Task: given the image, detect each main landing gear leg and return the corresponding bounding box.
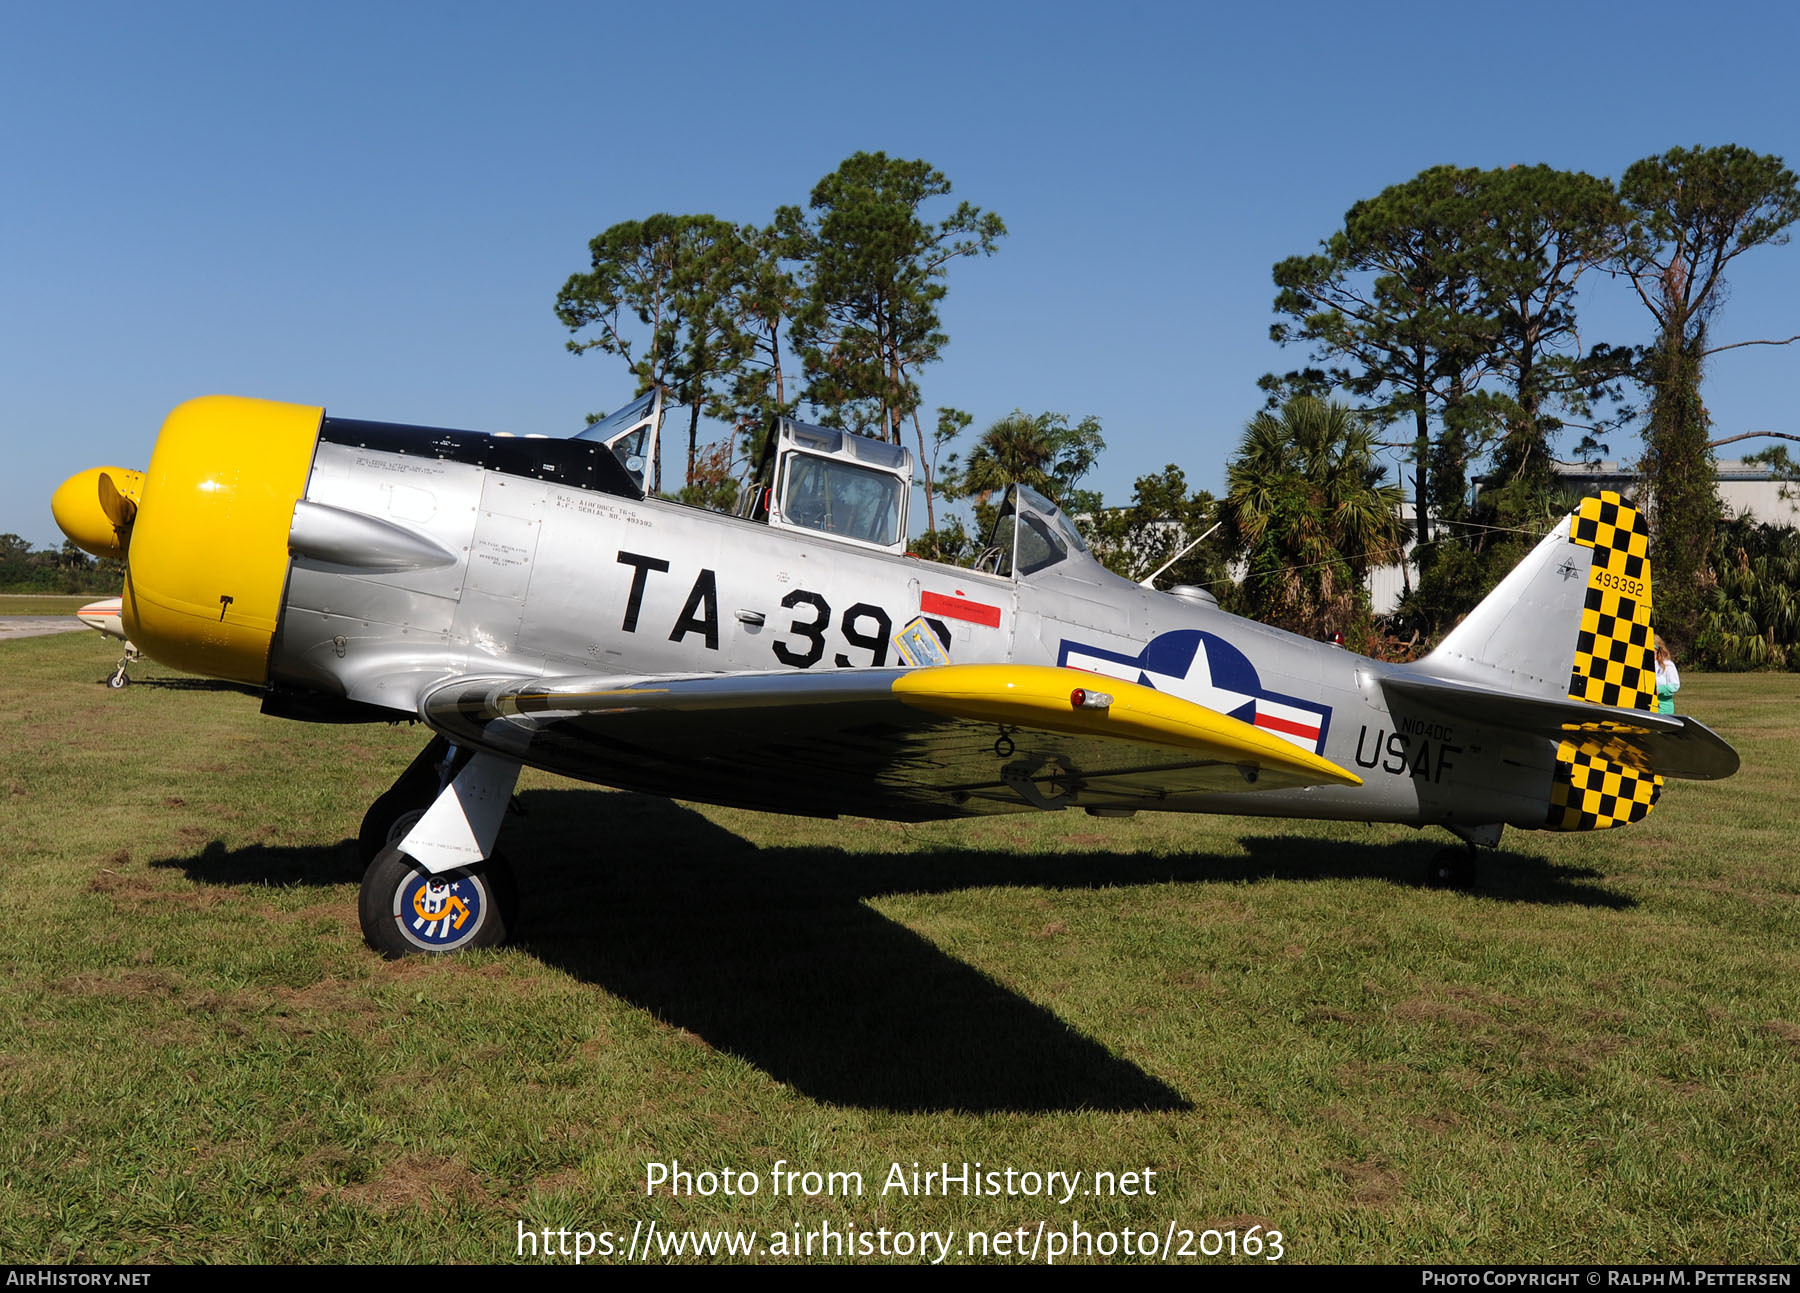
[356,743,524,958]
[358,736,456,867]
[1426,823,1502,891]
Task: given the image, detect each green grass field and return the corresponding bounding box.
[0,594,97,615]
[3,632,1796,1264]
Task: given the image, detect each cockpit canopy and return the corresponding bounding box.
[573,387,664,493]
[573,393,915,553]
[741,418,913,553]
[973,483,1092,579]
[569,392,1098,578]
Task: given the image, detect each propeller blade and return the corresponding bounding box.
[98,471,138,531]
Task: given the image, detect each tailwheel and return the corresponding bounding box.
[358,844,517,958]
[1426,847,1477,891]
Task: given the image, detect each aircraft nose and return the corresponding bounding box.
[52,466,144,560]
[76,598,123,635]
[117,395,322,684]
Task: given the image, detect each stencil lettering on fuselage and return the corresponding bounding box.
[1057,629,1332,755]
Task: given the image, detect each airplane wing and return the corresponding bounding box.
[420,663,1363,820]
[1382,672,1739,781]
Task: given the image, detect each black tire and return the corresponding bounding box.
[358,844,516,958]
[1426,848,1476,890]
[107,671,129,689]
[359,805,428,866]
[357,737,451,866]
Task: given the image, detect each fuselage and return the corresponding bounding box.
[267,423,1556,833]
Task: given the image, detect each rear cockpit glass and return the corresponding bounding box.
[778,453,905,547]
[978,484,1090,577]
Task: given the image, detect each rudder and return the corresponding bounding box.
[1564,494,1656,711]
[1550,493,1662,830]
[1421,491,1664,832]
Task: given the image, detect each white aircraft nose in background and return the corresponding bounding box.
[73,596,139,688]
[76,596,126,639]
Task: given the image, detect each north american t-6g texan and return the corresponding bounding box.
[52,390,1739,957]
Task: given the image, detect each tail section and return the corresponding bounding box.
[1548,495,1661,830]
[1564,494,1657,711]
[1423,492,1662,832]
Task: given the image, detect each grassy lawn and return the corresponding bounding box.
[3,632,1795,1264]
[0,594,100,615]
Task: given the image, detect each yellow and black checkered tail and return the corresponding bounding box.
[1546,493,1662,831]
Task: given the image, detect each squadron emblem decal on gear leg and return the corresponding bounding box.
[396,871,483,951]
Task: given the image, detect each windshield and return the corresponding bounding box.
[778,452,906,546]
[573,388,662,490]
[976,484,1089,577]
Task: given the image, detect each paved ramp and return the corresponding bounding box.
[0,617,89,640]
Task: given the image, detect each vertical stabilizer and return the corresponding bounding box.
[1421,491,1661,831]
[1421,511,1587,698]
[1423,492,1658,709]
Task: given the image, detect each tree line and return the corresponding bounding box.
[1264,146,1800,655]
[0,534,124,594]
[554,151,1003,534]
[554,145,1800,668]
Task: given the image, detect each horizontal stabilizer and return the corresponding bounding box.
[1381,672,1739,781]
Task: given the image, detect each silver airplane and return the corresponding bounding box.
[51,390,1739,957]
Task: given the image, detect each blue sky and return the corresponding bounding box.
[6,0,1800,547]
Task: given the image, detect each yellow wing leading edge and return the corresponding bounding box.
[892,664,1362,790]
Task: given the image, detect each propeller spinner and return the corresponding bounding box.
[51,466,144,561]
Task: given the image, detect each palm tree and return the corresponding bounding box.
[1220,396,1408,639]
[956,409,1105,507]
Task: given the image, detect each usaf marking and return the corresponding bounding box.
[1352,726,1462,783]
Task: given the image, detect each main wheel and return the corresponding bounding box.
[358,844,516,958]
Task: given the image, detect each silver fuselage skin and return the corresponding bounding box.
[268,438,1555,831]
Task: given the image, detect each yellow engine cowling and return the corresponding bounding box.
[54,395,323,685]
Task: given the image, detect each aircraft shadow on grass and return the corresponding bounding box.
[159,787,1634,1113]
[108,675,264,696]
